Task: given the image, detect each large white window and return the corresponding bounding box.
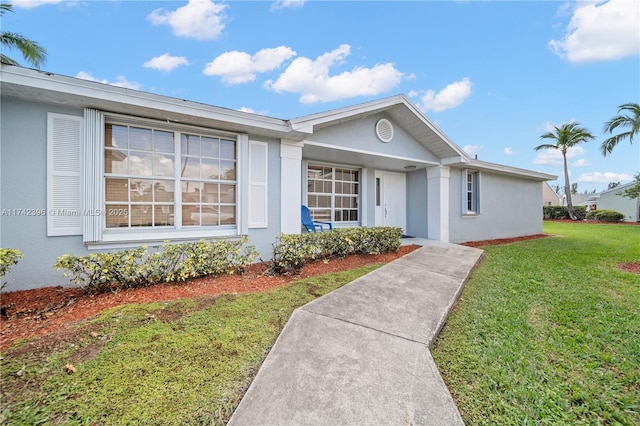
[307,164,360,223]
[104,122,237,229]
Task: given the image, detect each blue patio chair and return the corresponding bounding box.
[301,205,333,232]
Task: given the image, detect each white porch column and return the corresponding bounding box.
[280,139,303,234]
[427,165,450,242]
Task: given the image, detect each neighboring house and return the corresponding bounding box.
[0,65,555,291]
[542,181,561,206]
[597,182,639,222]
[562,193,597,210]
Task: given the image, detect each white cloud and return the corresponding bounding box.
[411,78,472,112]
[238,107,256,113]
[533,146,586,166]
[76,71,141,90]
[549,0,640,62]
[204,46,297,84]
[572,158,592,167]
[271,0,305,11]
[265,44,404,103]
[463,145,483,157]
[578,171,633,184]
[503,147,514,155]
[147,0,227,41]
[11,0,64,8]
[144,53,190,72]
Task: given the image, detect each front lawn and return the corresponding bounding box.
[432,221,640,425]
[0,265,382,425]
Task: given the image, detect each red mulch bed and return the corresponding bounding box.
[1,246,421,351]
[459,234,550,248]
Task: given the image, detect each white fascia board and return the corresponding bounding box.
[441,156,469,165]
[1,65,291,135]
[466,159,557,181]
[290,94,406,131]
[304,140,440,167]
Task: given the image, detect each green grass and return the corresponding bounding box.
[0,264,381,425]
[432,221,640,425]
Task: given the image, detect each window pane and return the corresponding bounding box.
[154,205,174,226]
[105,204,129,228]
[129,152,153,177]
[105,148,128,174]
[220,139,235,159]
[130,179,153,202]
[154,180,174,202]
[220,184,235,203]
[201,157,219,180]
[130,127,153,151]
[220,161,235,180]
[201,206,219,226]
[106,178,128,202]
[182,205,199,226]
[107,125,129,149]
[181,156,200,178]
[318,195,331,208]
[131,204,152,227]
[154,130,174,153]
[181,134,200,156]
[201,183,219,203]
[220,206,236,225]
[154,153,175,177]
[201,137,219,157]
[313,209,331,222]
[182,181,201,203]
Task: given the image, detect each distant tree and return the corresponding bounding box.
[0,3,47,68]
[535,123,595,220]
[608,182,621,190]
[571,183,578,194]
[617,173,640,200]
[601,103,640,156]
[554,184,562,195]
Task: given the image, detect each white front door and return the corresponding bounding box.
[375,171,406,232]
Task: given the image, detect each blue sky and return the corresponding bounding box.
[4,0,639,192]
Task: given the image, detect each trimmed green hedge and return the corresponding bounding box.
[587,209,625,223]
[268,226,403,275]
[55,237,258,294]
[543,205,587,220]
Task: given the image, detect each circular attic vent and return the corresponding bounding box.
[376,118,394,143]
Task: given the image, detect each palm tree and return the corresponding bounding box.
[0,3,47,69]
[601,103,640,156]
[534,123,595,220]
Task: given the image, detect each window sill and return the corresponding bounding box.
[462,213,480,218]
[87,227,238,250]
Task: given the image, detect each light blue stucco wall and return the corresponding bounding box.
[1,98,283,291]
[1,98,88,290]
[448,168,544,243]
[309,113,439,163]
[406,169,428,238]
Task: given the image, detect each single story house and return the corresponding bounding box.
[596,182,639,222]
[0,64,555,291]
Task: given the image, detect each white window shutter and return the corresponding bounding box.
[249,141,268,228]
[47,113,83,236]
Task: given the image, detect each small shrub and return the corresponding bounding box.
[592,209,625,223]
[0,248,23,289]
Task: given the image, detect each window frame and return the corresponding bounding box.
[463,169,481,215]
[85,111,248,247]
[304,162,361,225]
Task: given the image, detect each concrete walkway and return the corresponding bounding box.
[228,239,484,425]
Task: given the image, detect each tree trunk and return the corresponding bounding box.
[563,153,578,220]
